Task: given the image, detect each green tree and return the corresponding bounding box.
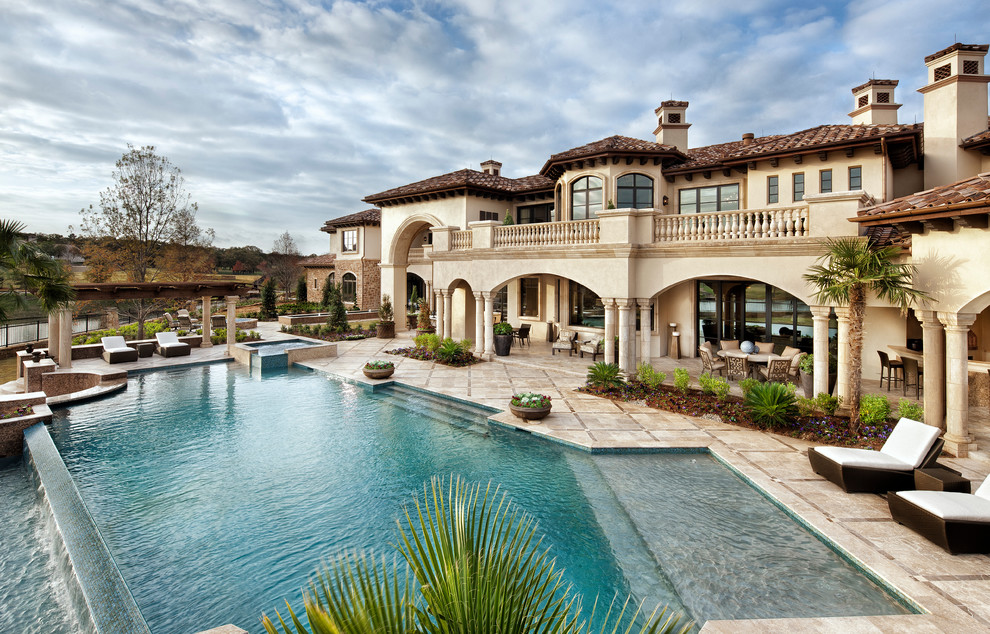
[262,476,690,634]
[261,278,278,319]
[803,237,929,428]
[320,275,334,309]
[0,219,75,322]
[326,283,348,333]
[295,276,308,303]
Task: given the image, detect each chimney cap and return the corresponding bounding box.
[851,79,898,94]
[741,133,755,145]
[480,159,502,167]
[655,100,689,114]
[925,43,989,64]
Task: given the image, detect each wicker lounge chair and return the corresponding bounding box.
[808,418,944,493]
[101,336,139,364]
[155,331,191,357]
[889,475,990,554]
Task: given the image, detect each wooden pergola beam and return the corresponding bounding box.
[72,282,251,301]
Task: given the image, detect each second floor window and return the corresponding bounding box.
[479,210,499,221]
[518,203,552,224]
[679,184,739,214]
[849,166,862,190]
[342,230,358,252]
[571,176,603,220]
[793,174,805,202]
[767,176,779,204]
[820,169,832,194]
[616,173,654,209]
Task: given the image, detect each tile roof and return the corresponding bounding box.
[546,135,681,163]
[667,135,783,172]
[321,208,381,233]
[729,123,921,158]
[364,169,553,203]
[851,79,898,94]
[961,118,990,148]
[858,172,990,218]
[299,254,336,267]
[925,43,989,64]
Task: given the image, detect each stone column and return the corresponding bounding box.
[938,312,978,457]
[834,306,851,403]
[918,310,946,430]
[58,306,73,369]
[442,290,452,341]
[616,299,635,373]
[201,296,213,347]
[638,299,652,367]
[103,306,119,329]
[434,290,445,339]
[483,292,494,359]
[810,306,831,397]
[427,280,435,312]
[226,296,238,354]
[602,298,616,365]
[47,312,60,363]
[473,292,485,355]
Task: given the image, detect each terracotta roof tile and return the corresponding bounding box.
[364,169,553,203]
[321,208,381,233]
[961,118,990,147]
[299,254,336,267]
[667,135,784,172]
[858,173,990,217]
[547,135,680,163]
[925,43,989,64]
[851,79,898,94]
[729,123,921,158]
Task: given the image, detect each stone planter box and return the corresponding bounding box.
[377,322,395,339]
[508,403,551,420]
[0,392,52,457]
[363,366,395,380]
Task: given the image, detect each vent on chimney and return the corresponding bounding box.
[741,133,755,145]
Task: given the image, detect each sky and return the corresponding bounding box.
[2,0,988,254]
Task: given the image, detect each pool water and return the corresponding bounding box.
[32,364,909,632]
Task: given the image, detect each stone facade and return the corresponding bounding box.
[333,257,381,310]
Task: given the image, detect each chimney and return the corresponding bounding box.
[919,43,990,189]
[480,160,502,176]
[653,100,690,149]
[849,79,901,125]
[741,133,755,146]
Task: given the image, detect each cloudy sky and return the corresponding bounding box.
[2,0,988,254]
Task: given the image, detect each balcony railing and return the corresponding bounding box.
[653,206,809,242]
[494,219,600,248]
[450,230,473,250]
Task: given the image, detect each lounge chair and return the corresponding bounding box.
[101,336,139,364]
[155,331,191,357]
[552,328,577,356]
[163,312,180,330]
[578,335,604,361]
[808,418,944,493]
[889,475,990,554]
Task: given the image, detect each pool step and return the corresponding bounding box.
[377,385,491,436]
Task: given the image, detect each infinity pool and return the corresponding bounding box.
[30,363,910,632]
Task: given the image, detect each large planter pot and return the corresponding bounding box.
[800,371,838,398]
[494,334,513,356]
[363,366,394,380]
[376,322,395,339]
[407,315,418,329]
[509,403,551,420]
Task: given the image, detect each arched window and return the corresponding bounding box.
[342,273,357,304]
[571,176,603,220]
[616,174,654,209]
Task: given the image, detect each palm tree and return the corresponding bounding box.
[0,219,75,323]
[803,237,929,429]
[262,476,691,634]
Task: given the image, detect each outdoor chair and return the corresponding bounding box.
[513,323,531,347]
[552,329,577,356]
[578,335,604,362]
[163,312,180,330]
[699,346,725,376]
[155,331,191,358]
[889,474,990,554]
[101,336,139,364]
[177,315,196,330]
[211,314,226,329]
[902,357,923,398]
[787,352,806,379]
[808,418,944,493]
[724,353,749,381]
[878,350,904,391]
[759,357,793,383]
[719,339,739,352]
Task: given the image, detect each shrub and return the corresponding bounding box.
[416,333,441,352]
[260,279,278,319]
[326,283,349,333]
[295,276,307,302]
[378,294,393,322]
[711,376,731,402]
[636,362,666,390]
[859,394,891,425]
[586,362,625,390]
[698,372,717,395]
[435,337,469,363]
[744,382,798,430]
[320,275,333,308]
[673,367,690,394]
[493,322,513,336]
[895,399,924,422]
[796,396,820,418]
[417,298,431,330]
[815,392,842,416]
[738,377,759,398]
[799,353,814,375]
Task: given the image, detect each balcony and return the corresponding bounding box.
[653,206,809,242]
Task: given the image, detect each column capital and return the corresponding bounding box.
[225,295,240,303]
[615,298,635,309]
[440,289,451,298]
[481,291,493,300]
[917,309,943,328]
[599,297,616,307]
[636,299,652,309]
[809,305,831,319]
[938,311,978,329]
[833,306,851,320]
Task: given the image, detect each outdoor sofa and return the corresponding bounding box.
[808,417,944,493]
[889,475,990,554]
[101,336,139,364]
[155,331,191,358]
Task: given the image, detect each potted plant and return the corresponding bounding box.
[376,294,395,338]
[363,359,395,379]
[493,322,513,356]
[509,392,552,420]
[416,298,434,334]
[799,353,837,398]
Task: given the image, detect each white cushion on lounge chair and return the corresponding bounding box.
[896,488,990,522]
[880,418,941,468]
[155,331,185,347]
[812,447,913,470]
[101,336,131,352]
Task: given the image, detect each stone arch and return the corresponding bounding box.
[643,268,816,306]
[957,287,990,315]
[387,214,444,266]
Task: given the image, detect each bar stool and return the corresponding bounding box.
[878,350,903,391]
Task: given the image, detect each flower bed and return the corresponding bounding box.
[386,346,480,367]
[0,406,34,420]
[280,324,369,342]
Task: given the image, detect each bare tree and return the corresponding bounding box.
[268,231,301,296]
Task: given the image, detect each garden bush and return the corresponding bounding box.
[796,396,820,418]
[895,399,924,422]
[738,377,759,398]
[815,393,841,416]
[435,338,472,364]
[260,279,278,319]
[636,362,666,390]
[711,375,730,402]
[586,362,625,390]
[698,372,717,395]
[414,333,441,352]
[493,322,513,336]
[673,367,690,394]
[859,394,891,425]
[744,382,798,430]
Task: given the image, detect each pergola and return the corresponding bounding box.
[48,281,251,369]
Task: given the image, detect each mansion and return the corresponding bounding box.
[314,43,990,457]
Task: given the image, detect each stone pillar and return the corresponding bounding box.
[226,296,238,354]
[103,306,119,329]
[57,306,73,369]
[380,264,407,331]
[602,298,616,365]
[810,306,831,397]
[473,292,485,355]
[638,299,652,367]
[201,296,213,347]
[427,281,435,312]
[483,292,494,359]
[834,306,851,403]
[616,299,635,373]
[47,312,60,363]
[919,310,946,430]
[938,312,978,457]
[434,291,445,339]
[442,290,452,341]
